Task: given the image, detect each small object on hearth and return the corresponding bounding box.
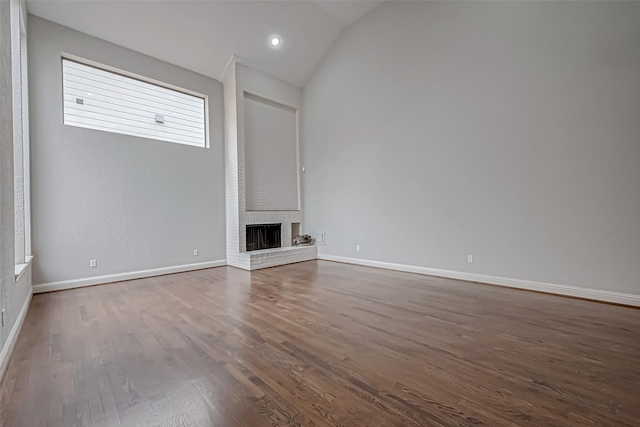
[293,234,312,246]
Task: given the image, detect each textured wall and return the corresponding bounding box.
[29,16,226,285]
[303,1,640,295]
[0,0,16,352]
[0,0,31,356]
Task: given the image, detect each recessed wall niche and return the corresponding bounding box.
[243,92,299,211]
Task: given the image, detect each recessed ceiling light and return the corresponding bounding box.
[270,36,281,47]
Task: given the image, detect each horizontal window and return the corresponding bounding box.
[62,58,207,148]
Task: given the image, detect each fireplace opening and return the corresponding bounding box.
[246,224,281,252]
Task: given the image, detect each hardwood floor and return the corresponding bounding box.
[1,260,639,427]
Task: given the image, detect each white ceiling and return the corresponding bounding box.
[26,0,384,87]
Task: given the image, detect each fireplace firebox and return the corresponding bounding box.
[246,224,281,252]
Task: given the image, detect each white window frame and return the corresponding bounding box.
[10,0,31,277]
[61,53,210,148]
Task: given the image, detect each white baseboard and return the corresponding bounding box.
[318,254,640,307]
[0,291,32,382]
[33,260,227,294]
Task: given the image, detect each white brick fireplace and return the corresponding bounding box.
[222,59,316,270]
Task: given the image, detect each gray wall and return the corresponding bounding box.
[1,0,32,355]
[29,16,226,285]
[303,1,640,295]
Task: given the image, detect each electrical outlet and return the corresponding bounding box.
[316,232,326,245]
[193,249,199,256]
[90,259,97,268]
[467,255,473,263]
[356,245,360,252]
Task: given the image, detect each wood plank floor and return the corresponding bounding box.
[1,260,639,427]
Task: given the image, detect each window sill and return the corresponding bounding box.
[15,255,33,282]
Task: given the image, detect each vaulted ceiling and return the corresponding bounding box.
[27,0,384,87]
